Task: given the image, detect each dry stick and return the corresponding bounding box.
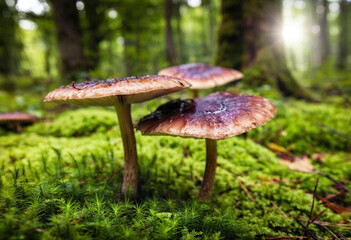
[237,178,256,203]
[296,219,321,240]
[317,172,351,193]
[216,164,256,203]
[266,237,307,240]
[306,178,319,229]
[272,202,290,219]
[309,209,326,226]
[315,224,341,240]
[105,167,124,181]
[291,169,350,194]
[298,216,351,229]
[319,124,351,141]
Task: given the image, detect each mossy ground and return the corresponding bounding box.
[0,91,350,239]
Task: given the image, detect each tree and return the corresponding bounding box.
[50,0,86,78]
[165,0,177,65]
[82,0,108,70]
[216,0,312,100]
[338,0,348,70]
[0,1,22,75]
[320,0,330,63]
[215,0,243,69]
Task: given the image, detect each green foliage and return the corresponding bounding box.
[27,108,118,137]
[0,99,351,239]
[248,100,351,154]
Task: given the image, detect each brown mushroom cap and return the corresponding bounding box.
[0,112,39,124]
[44,75,191,105]
[137,92,276,140]
[158,63,243,90]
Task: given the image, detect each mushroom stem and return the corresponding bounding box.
[115,103,138,195]
[197,138,217,201]
[192,89,199,98]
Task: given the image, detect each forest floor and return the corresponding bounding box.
[0,88,351,240]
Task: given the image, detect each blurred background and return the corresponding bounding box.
[0,0,350,113]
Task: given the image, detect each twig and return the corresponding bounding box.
[319,124,351,141]
[266,237,307,240]
[309,209,326,226]
[306,178,319,228]
[296,219,321,240]
[299,216,351,229]
[237,178,256,203]
[317,172,351,193]
[216,164,256,203]
[272,202,290,219]
[288,170,350,194]
[105,167,124,181]
[315,224,341,240]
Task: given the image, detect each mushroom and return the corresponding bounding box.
[0,112,39,132]
[137,92,276,200]
[158,63,243,97]
[44,75,191,194]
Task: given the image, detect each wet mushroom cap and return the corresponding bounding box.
[137,92,276,140]
[158,63,243,89]
[0,112,39,124]
[44,75,191,105]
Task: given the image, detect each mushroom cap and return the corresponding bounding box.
[0,112,39,124]
[137,92,276,140]
[158,63,243,90]
[44,75,191,105]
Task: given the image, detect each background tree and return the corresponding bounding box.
[338,0,348,70]
[215,0,243,69]
[0,1,22,75]
[165,0,177,65]
[50,0,86,78]
[82,0,109,70]
[320,0,330,63]
[216,0,312,100]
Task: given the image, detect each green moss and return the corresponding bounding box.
[248,100,351,154]
[0,99,350,239]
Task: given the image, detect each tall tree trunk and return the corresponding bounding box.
[0,1,21,75]
[207,0,215,58]
[215,0,244,69]
[243,0,312,100]
[82,0,106,70]
[215,0,313,100]
[165,0,177,65]
[50,0,85,78]
[175,2,185,63]
[338,0,348,70]
[311,0,322,68]
[320,0,330,63]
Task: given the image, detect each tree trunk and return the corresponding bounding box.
[0,1,21,75]
[243,0,312,100]
[311,0,322,68]
[165,0,177,65]
[207,0,215,58]
[175,2,185,63]
[320,0,330,63]
[215,0,244,69]
[215,0,313,100]
[82,0,106,70]
[338,0,348,70]
[50,0,85,78]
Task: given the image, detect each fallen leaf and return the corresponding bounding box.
[279,155,314,173]
[311,153,326,163]
[317,196,351,215]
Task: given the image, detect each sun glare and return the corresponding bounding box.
[282,20,305,46]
